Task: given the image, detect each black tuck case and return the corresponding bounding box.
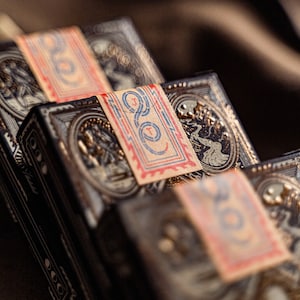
[0,17,164,299]
[97,157,300,300]
[17,73,259,298]
[94,150,300,299]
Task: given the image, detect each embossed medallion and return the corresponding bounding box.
[68,111,139,198]
[170,93,239,175]
[66,107,167,225]
[0,50,46,120]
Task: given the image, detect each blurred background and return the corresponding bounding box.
[0,0,299,298]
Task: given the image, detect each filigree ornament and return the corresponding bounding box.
[170,93,239,175]
[0,50,46,119]
[68,110,166,199]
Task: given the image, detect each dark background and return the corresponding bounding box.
[0,0,299,298]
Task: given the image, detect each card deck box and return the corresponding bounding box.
[0,17,164,299]
[95,166,300,299]
[17,72,258,298]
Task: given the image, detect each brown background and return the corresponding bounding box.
[0,0,299,298]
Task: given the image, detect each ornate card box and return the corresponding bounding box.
[0,17,163,300]
[97,166,300,300]
[17,73,258,298]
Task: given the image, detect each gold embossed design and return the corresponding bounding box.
[69,111,138,198]
[171,93,239,175]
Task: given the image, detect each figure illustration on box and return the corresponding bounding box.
[0,50,47,121]
[190,127,229,167]
[172,94,238,175]
[76,114,137,198]
[70,111,166,201]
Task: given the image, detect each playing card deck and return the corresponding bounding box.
[16,72,259,298]
[0,17,163,299]
[95,164,300,299]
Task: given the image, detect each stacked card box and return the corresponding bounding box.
[95,160,300,300]
[0,17,164,299]
[17,72,259,298]
[2,14,294,300]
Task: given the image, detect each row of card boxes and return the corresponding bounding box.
[0,16,300,300]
